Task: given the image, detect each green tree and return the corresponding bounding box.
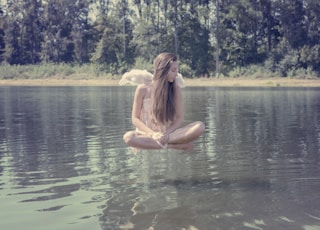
[131,0,172,62]
[90,27,118,65]
[2,0,23,64]
[0,5,5,62]
[41,0,73,63]
[41,0,91,64]
[70,0,91,64]
[299,0,320,72]
[268,0,315,76]
[178,9,212,76]
[1,0,319,77]
[218,0,268,69]
[276,0,306,49]
[91,0,134,72]
[260,0,280,53]
[2,0,42,64]
[22,0,43,64]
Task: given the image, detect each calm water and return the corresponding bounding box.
[0,86,320,230]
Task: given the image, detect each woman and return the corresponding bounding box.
[123,52,205,151]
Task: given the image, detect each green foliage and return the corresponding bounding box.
[278,50,300,77]
[276,0,307,49]
[178,11,212,76]
[287,67,318,79]
[0,64,20,79]
[133,57,153,72]
[179,63,193,78]
[300,45,320,72]
[1,0,42,64]
[131,18,160,62]
[0,0,320,78]
[229,65,277,79]
[0,63,117,79]
[91,28,118,65]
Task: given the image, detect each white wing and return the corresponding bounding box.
[119,69,153,86]
[176,73,185,88]
[119,69,185,88]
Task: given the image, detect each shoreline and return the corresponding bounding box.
[0,78,320,87]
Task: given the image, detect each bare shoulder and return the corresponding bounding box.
[135,84,149,99]
[136,84,148,93]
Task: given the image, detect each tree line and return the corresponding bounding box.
[0,0,319,78]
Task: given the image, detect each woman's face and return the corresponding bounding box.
[167,61,178,83]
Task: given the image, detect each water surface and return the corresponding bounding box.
[0,86,320,230]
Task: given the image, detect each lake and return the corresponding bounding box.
[0,86,320,230]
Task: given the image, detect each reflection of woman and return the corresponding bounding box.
[122,52,205,151]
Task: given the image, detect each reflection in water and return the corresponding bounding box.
[0,86,320,230]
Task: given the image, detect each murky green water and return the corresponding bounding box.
[0,86,319,230]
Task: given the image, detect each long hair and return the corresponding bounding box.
[151,52,177,126]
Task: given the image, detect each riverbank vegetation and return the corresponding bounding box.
[0,62,318,81]
[0,0,319,79]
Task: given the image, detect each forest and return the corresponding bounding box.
[0,0,320,78]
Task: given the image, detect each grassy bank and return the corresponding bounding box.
[0,64,320,87]
[0,63,115,80]
[1,77,320,87]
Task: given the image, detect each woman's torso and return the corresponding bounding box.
[139,84,170,132]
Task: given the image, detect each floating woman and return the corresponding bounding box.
[121,52,205,151]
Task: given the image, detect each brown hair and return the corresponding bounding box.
[151,52,178,125]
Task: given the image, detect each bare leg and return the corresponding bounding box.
[123,131,162,149]
[168,121,205,144]
[123,131,197,151]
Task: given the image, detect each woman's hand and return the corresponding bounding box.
[151,132,169,145]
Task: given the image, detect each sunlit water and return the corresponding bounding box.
[0,86,320,230]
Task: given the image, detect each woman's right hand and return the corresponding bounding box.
[151,132,168,145]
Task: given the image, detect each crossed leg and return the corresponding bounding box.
[123,121,205,151]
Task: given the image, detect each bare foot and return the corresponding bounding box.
[130,147,139,154]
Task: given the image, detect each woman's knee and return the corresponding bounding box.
[194,121,205,135]
[123,131,136,145]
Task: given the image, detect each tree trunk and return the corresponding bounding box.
[174,1,178,55]
[215,0,220,76]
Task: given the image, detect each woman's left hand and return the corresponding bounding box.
[151,132,169,145]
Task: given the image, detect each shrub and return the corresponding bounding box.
[179,63,193,78]
[133,57,153,72]
[287,67,317,79]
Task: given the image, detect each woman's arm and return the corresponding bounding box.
[131,85,154,135]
